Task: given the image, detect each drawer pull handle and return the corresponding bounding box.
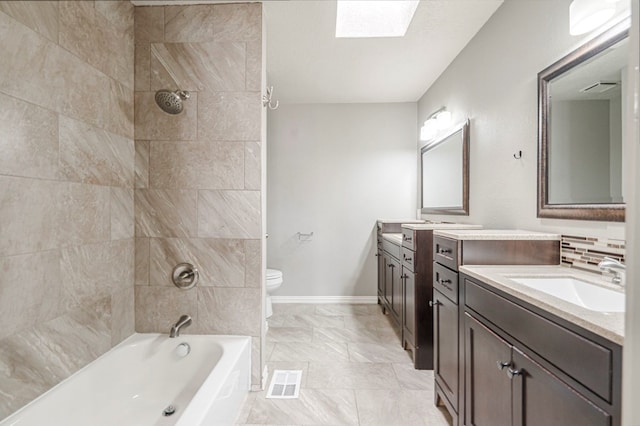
[496,361,511,371]
[507,368,523,379]
[404,256,412,262]
[429,300,442,307]
[438,279,452,285]
[388,264,395,269]
[402,274,409,279]
[439,248,452,254]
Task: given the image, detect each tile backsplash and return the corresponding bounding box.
[561,235,626,275]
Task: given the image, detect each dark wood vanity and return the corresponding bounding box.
[431,230,562,426]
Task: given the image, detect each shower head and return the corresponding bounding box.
[155,90,190,115]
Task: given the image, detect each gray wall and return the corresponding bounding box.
[267,103,417,298]
[417,0,625,240]
[0,1,135,418]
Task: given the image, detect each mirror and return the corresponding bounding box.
[421,119,469,215]
[538,20,628,222]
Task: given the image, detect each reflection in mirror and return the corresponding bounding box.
[421,120,469,215]
[538,20,628,222]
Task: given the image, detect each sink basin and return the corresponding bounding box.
[510,277,625,313]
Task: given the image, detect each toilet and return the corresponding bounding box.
[266,268,283,318]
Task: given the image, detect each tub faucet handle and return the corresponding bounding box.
[170,314,192,338]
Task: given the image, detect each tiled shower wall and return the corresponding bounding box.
[0,1,135,418]
[133,4,264,386]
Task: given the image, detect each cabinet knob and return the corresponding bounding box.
[429,300,442,307]
[439,248,452,254]
[496,360,511,371]
[438,279,452,285]
[402,274,408,279]
[507,368,523,379]
[375,253,380,257]
[388,264,394,269]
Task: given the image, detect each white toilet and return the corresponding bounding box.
[266,268,283,318]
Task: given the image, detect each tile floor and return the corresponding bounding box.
[236,303,453,426]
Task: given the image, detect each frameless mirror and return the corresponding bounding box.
[420,119,469,215]
[538,20,628,222]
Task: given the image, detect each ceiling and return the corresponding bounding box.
[264,0,503,104]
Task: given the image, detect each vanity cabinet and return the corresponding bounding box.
[463,276,620,426]
[431,230,561,426]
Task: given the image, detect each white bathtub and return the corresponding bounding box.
[0,333,251,426]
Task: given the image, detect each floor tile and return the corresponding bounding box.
[314,304,379,316]
[313,327,381,344]
[355,389,452,426]
[392,363,437,390]
[306,361,400,390]
[348,342,413,363]
[269,341,350,363]
[268,327,313,343]
[277,313,345,329]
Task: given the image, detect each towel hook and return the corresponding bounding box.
[262,86,279,110]
[513,150,522,159]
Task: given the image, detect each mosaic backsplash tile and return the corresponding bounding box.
[561,235,626,276]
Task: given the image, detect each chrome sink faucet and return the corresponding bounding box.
[170,315,192,338]
[598,257,625,286]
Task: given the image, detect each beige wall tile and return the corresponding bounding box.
[110,286,135,346]
[58,182,111,247]
[244,141,261,190]
[198,190,261,238]
[135,286,197,333]
[59,115,134,187]
[212,3,261,42]
[0,297,112,419]
[134,6,164,44]
[251,336,262,386]
[135,189,198,237]
[59,1,134,88]
[198,91,261,141]
[95,0,134,33]
[135,140,150,188]
[197,287,261,335]
[149,141,244,190]
[0,0,59,42]
[149,238,245,288]
[164,5,216,43]
[0,251,64,342]
[244,239,262,288]
[246,40,262,91]
[150,42,245,92]
[0,176,59,256]
[111,188,135,240]
[106,78,135,140]
[135,43,151,92]
[134,91,197,140]
[135,237,150,286]
[0,92,58,179]
[60,240,134,309]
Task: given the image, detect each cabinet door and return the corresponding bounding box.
[511,348,611,426]
[403,269,416,342]
[434,289,458,411]
[383,253,393,307]
[464,313,512,426]
[390,257,402,320]
[377,248,384,297]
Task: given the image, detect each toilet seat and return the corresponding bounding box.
[266,268,283,281]
[266,268,283,318]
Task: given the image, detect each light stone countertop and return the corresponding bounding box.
[377,219,425,224]
[382,233,403,245]
[434,229,561,240]
[402,223,482,231]
[459,265,624,345]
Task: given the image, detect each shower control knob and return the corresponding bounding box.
[172,263,199,289]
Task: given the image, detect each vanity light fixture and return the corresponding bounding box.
[569,0,621,35]
[420,107,452,141]
[335,0,419,38]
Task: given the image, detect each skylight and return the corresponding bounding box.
[335,0,420,38]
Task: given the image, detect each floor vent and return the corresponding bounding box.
[266,370,302,399]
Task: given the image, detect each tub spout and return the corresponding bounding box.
[170,315,192,338]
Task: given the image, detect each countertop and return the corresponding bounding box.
[460,265,624,345]
[434,229,561,240]
[377,219,425,224]
[402,223,482,231]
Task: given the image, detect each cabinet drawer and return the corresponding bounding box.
[465,278,613,402]
[402,247,415,272]
[382,240,401,259]
[434,236,458,271]
[402,228,415,250]
[433,262,458,304]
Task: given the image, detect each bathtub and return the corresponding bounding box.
[0,333,251,426]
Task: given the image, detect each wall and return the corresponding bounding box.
[417,0,625,240]
[267,103,417,298]
[132,3,264,386]
[0,1,135,418]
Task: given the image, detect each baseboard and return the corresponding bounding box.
[271,296,378,304]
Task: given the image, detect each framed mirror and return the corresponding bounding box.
[538,20,628,222]
[420,119,469,215]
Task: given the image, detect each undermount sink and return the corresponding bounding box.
[509,277,625,313]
